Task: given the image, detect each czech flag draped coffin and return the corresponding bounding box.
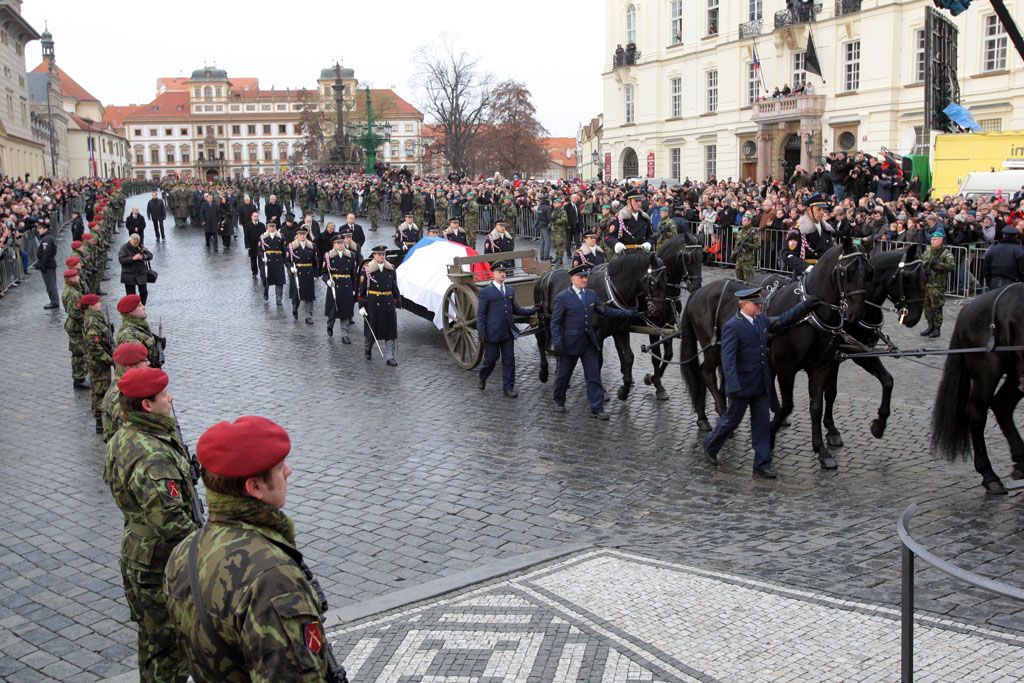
[395,237,491,330]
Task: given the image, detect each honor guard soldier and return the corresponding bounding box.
[609,191,654,255]
[103,367,201,683]
[395,213,421,259]
[572,230,606,269]
[115,294,162,368]
[61,268,88,389]
[101,342,151,442]
[357,245,401,366]
[477,264,535,398]
[163,416,348,683]
[701,288,814,477]
[323,233,359,343]
[259,221,287,305]
[288,227,319,324]
[483,219,515,270]
[796,193,835,259]
[82,293,113,433]
[550,264,634,419]
[444,218,469,246]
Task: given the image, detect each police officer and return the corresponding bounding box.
[103,366,200,683]
[323,233,358,343]
[477,264,535,398]
[982,225,1024,290]
[357,245,401,366]
[701,288,814,477]
[572,230,606,269]
[163,416,347,682]
[550,264,634,419]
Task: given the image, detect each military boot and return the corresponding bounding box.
[919,325,933,336]
[928,327,941,338]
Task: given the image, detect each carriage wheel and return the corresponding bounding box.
[442,283,482,369]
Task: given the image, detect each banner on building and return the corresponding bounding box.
[646,152,655,178]
[604,152,612,180]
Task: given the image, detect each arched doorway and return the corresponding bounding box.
[780,134,801,180]
[205,169,220,182]
[621,147,638,178]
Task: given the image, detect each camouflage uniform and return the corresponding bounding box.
[83,309,113,419]
[923,244,955,331]
[368,189,380,230]
[463,199,479,248]
[434,194,448,229]
[103,410,200,683]
[100,378,124,443]
[116,316,160,369]
[317,188,328,223]
[164,491,334,682]
[733,224,760,282]
[413,192,425,228]
[502,199,518,239]
[343,187,355,216]
[550,202,569,263]
[61,281,86,383]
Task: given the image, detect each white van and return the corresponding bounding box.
[957,171,1024,199]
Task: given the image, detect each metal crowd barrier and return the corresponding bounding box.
[1,199,77,296]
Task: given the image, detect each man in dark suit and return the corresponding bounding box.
[565,193,582,261]
[341,213,366,250]
[243,209,265,279]
[702,287,814,478]
[550,264,634,419]
[199,193,219,251]
[125,207,146,244]
[146,192,167,241]
[477,264,535,398]
[264,195,283,227]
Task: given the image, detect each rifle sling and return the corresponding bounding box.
[187,529,234,656]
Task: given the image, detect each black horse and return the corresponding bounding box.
[534,252,671,401]
[641,233,706,400]
[932,283,1024,495]
[822,246,926,445]
[679,239,871,469]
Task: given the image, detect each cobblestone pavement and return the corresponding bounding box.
[0,193,1022,681]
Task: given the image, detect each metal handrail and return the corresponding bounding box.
[897,503,1024,682]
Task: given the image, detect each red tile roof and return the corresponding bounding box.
[122,91,191,120]
[158,76,260,94]
[30,62,99,102]
[102,105,140,129]
[541,137,578,168]
[69,113,111,133]
[353,90,422,119]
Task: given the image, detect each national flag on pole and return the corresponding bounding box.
[752,44,760,71]
[805,33,823,79]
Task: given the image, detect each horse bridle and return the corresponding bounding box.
[603,262,670,321]
[865,257,925,325]
[830,251,870,317]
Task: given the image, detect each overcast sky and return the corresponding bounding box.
[24,0,604,137]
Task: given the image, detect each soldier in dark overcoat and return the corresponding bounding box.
[287,227,318,324]
[259,222,287,305]
[322,233,359,343]
[357,245,401,365]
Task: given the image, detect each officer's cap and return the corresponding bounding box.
[494,218,506,226]
[582,230,598,239]
[331,234,345,243]
[626,191,644,201]
[491,263,514,273]
[736,287,766,304]
[804,193,829,208]
[568,264,592,277]
[371,244,388,254]
[1002,226,1020,236]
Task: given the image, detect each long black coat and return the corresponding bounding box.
[357,261,400,340]
[264,201,283,226]
[125,213,146,237]
[118,241,153,285]
[340,221,366,249]
[322,249,358,319]
[287,241,318,302]
[199,201,218,234]
[259,232,287,286]
[146,197,166,221]
[244,220,264,251]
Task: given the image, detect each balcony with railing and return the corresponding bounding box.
[739,18,763,39]
[612,43,641,68]
[835,0,862,17]
[751,94,826,124]
[774,3,821,30]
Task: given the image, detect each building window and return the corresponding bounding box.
[262,104,272,111]
[248,146,257,161]
[134,149,144,164]
[979,118,1003,132]
[277,104,287,111]
[197,126,203,135]
[912,126,929,155]
[150,148,159,163]
[233,146,242,161]
[163,128,172,136]
[837,131,857,151]
[181,148,190,163]
[704,144,717,180]
[180,128,187,135]
[670,0,683,44]
[624,85,635,124]
[245,105,256,112]
[984,15,1008,72]
[844,41,861,92]
[166,150,175,164]
[748,0,762,21]
[707,0,719,36]
[149,128,157,136]
[230,105,240,112]
[262,124,271,135]
[706,70,718,112]
[217,125,224,135]
[247,125,256,135]
[390,142,399,159]
[793,52,807,88]
[278,124,287,134]
[670,77,681,117]
[231,125,240,135]
[203,86,212,100]
[404,140,414,158]
[747,62,759,104]
[404,123,413,132]
[294,123,302,134]
[134,128,142,137]
[626,3,636,44]
[670,148,681,180]
[914,29,926,83]
[264,149,272,162]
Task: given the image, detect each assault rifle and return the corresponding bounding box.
[732,227,759,259]
[154,317,167,369]
[171,403,206,524]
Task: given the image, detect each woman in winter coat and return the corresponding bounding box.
[118,233,153,303]
[218,195,233,250]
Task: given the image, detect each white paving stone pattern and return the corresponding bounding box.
[331,549,1024,682]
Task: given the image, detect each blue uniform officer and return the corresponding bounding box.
[477,264,536,398]
[702,287,813,477]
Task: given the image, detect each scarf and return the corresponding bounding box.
[206,489,296,546]
[123,410,185,451]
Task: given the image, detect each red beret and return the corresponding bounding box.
[70,240,83,250]
[117,294,142,314]
[79,293,100,308]
[88,221,97,228]
[82,233,94,242]
[112,342,148,366]
[197,416,291,478]
[65,256,81,267]
[117,366,168,399]
[63,268,79,279]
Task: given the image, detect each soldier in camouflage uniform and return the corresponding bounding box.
[104,367,200,683]
[317,186,329,224]
[115,294,162,368]
[550,197,569,266]
[164,416,347,682]
[434,191,448,230]
[501,196,518,239]
[343,185,355,217]
[733,213,760,283]
[282,179,294,215]
[463,193,480,248]
[82,294,113,433]
[656,206,678,250]
[368,187,380,232]
[102,342,151,442]
[920,231,955,339]
[61,268,88,389]
[413,191,426,229]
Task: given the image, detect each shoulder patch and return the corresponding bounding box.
[165,480,180,498]
[303,620,322,654]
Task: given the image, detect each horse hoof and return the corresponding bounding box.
[819,455,838,470]
[643,374,654,386]
[616,387,629,401]
[826,432,844,448]
[870,420,886,439]
[655,389,670,401]
[539,369,548,384]
[697,419,712,432]
[984,479,1008,495]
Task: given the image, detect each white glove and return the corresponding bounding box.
[326,279,335,288]
[641,242,652,252]
[359,306,367,317]
[614,242,626,254]
[290,267,297,275]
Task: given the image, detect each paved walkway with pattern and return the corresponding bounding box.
[0,193,1022,681]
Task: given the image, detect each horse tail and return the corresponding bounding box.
[679,304,704,413]
[930,335,972,461]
